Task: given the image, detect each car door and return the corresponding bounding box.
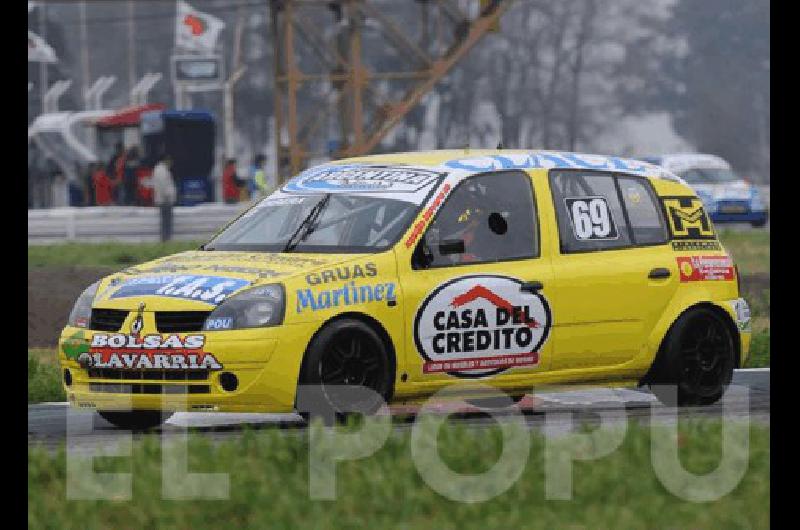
[398,170,555,385]
[545,170,679,371]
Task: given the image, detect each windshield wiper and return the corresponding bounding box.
[283,194,332,252]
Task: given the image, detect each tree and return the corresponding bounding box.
[618,0,770,180]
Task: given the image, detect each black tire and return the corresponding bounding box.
[466,394,526,409]
[751,218,767,228]
[648,307,736,407]
[96,410,173,430]
[297,319,393,420]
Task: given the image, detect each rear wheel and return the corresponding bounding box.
[648,307,736,406]
[297,319,393,420]
[96,410,173,430]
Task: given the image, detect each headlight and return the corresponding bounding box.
[68,281,99,328]
[203,284,285,330]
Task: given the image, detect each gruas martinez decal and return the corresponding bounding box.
[414,275,551,378]
[296,281,396,313]
[305,262,377,285]
[79,333,222,370]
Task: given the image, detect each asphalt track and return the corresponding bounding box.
[28,369,769,452]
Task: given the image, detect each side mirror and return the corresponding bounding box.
[439,239,465,255]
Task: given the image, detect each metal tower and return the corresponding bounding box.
[269,0,512,181]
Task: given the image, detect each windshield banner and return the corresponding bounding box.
[281,164,445,205]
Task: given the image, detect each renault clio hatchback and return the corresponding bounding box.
[59,150,751,429]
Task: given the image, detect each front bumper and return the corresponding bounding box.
[710,210,768,224]
[58,322,318,413]
[739,329,752,367]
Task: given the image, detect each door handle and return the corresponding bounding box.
[520,280,544,294]
[648,267,671,279]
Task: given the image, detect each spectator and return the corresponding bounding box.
[249,154,268,198]
[107,142,125,204]
[152,154,177,241]
[92,163,113,206]
[123,146,141,206]
[84,163,95,206]
[222,159,244,204]
[137,164,154,206]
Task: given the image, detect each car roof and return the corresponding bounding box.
[648,153,731,172]
[335,149,683,182]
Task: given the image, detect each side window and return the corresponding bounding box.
[618,177,668,245]
[550,171,631,253]
[414,171,538,268]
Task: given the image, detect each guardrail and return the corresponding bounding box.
[27,185,772,244]
[28,203,252,244]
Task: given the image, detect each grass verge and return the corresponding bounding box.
[29,349,64,403]
[718,229,769,276]
[28,419,769,529]
[28,241,203,269]
[744,329,770,369]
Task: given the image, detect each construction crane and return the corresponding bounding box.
[269,0,512,181]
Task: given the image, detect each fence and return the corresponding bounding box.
[28,203,251,244]
[28,186,771,244]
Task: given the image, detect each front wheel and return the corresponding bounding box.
[96,410,173,430]
[648,307,736,407]
[297,319,393,420]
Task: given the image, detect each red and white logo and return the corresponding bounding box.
[676,255,735,282]
[414,275,551,377]
[175,1,225,53]
[85,333,222,370]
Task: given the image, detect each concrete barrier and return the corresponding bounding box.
[28,203,252,244]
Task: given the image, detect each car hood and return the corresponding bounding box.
[92,250,374,310]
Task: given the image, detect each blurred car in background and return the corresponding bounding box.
[640,154,768,227]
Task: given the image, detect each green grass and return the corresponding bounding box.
[28,349,64,403]
[28,241,203,269]
[718,229,770,276]
[744,329,770,369]
[28,419,769,529]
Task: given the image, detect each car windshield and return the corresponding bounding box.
[680,167,739,184]
[205,193,420,253]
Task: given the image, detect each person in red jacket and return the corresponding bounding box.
[136,165,154,206]
[91,163,113,206]
[222,159,244,204]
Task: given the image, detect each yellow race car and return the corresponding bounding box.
[58,150,751,429]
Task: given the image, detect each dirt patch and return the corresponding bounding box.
[28,266,115,347]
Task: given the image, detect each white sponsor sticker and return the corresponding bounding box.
[414,275,551,378]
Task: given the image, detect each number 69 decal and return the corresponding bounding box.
[564,196,619,240]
